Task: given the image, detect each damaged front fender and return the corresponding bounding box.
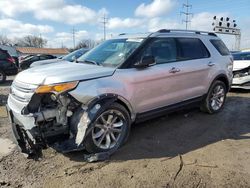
[72,94,118,146]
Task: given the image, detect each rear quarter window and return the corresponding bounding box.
[210,39,230,56]
[177,38,210,60]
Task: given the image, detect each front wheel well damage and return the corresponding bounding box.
[85,94,134,121]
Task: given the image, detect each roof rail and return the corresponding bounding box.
[156,29,217,36]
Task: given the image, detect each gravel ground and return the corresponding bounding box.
[0,76,250,188]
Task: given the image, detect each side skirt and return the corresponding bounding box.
[135,96,204,123]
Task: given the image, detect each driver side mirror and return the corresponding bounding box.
[134,55,156,68]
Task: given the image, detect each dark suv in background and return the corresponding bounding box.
[0,49,18,83]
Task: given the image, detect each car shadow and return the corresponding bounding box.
[230,88,250,93]
[65,95,250,162]
[0,95,8,106]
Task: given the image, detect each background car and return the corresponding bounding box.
[232,51,250,89]
[0,49,18,83]
[20,54,57,70]
[30,48,89,68]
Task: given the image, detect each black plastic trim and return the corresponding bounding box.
[135,96,204,123]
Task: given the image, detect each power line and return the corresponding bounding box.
[100,14,108,40]
[180,0,193,30]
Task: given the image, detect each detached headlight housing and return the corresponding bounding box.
[35,81,78,94]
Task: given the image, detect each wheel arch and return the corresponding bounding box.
[85,93,136,122]
[210,74,230,92]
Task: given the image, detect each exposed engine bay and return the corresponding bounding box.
[9,91,118,161]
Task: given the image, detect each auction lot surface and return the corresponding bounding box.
[0,76,250,188]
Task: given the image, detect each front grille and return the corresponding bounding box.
[10,80,38,103]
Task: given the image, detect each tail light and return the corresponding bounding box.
[7,57,15,64]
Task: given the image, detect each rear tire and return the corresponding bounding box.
[0,70,6,83]
[84,103,131,153]
[200,80,227,114]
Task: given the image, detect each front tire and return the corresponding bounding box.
[84,103,131,153]
[200,80,227,114]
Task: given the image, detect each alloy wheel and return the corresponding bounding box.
[210,85,225,111]
[92,109,125,150]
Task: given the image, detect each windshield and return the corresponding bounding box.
[77,38,144,67]
[63,48,88,62]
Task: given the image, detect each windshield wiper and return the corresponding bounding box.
[83,59,100,66]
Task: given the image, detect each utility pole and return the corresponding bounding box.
[39,33,42,48]
[180,0,193,30]
[72,27,77,49]
[101,14,108,40]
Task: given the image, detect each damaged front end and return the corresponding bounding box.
[6,80,107,159]
[232,66,250,89]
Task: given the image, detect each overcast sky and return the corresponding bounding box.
[0,0,249,49]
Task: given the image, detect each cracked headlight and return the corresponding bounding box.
[35,81,78,94]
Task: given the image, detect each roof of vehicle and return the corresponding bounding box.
[115,29,218,39]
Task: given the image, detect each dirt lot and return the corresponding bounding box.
[0,76,250,188]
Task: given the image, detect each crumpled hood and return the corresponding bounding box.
[15,62,116,85]
[233,60,250,71]
[30,59,65,67]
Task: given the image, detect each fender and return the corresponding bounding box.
[83,93,136,122]
[208,73,230,92]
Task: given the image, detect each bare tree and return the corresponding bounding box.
[75,39,96,50]
[16,35,47,48]
[0,35,13,46]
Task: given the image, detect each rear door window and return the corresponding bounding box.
[210,39,230,56]
[176,38,210,60]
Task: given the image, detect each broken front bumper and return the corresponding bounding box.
[232,75,250,89]
[6,95,41,155]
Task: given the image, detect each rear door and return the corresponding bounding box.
[173,37,212,99]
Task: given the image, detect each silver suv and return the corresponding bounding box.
[7,29,233,158]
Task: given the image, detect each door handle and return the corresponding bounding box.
[208,62,215,67]
[169,67,180,73]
